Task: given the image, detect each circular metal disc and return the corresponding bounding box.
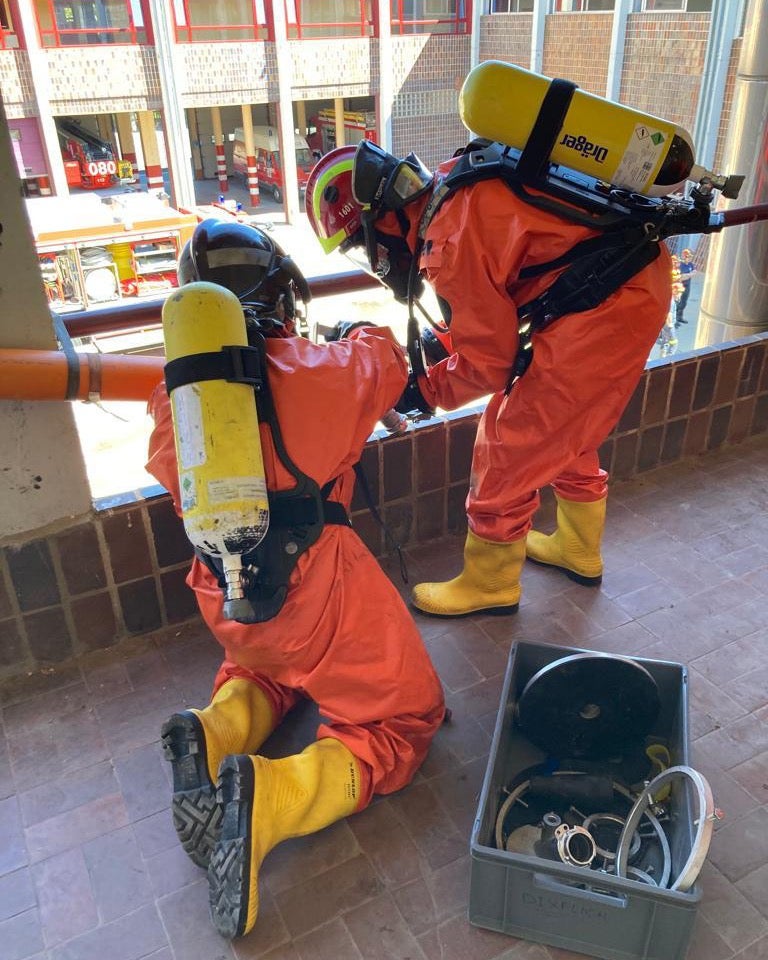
[516,653,661,759]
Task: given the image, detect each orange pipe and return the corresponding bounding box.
[0,349,165,402]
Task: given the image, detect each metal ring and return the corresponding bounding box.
[555,824,597,867]
[582,812,641,862]
[615,765,715,892]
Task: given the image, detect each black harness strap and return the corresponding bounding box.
[515,78,576,181]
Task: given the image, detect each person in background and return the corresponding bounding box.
[146,219,445,939]
[674,247,699,325]
[307,142,671,617]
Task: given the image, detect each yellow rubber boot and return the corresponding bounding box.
[208,738,361,939]
[161,679,277,868]
[411,531,525,617]
[526,495,607,585]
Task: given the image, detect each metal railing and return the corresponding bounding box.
[60,269,380,339]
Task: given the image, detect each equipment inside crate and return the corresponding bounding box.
[492,652,717,893]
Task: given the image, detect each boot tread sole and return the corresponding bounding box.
[209,755,254,940]
[412,602,519,618]
[526,556,602,586]
[161,712,220,869]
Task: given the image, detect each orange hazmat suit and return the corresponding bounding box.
[413,160,672,542]
[146,326,445,807]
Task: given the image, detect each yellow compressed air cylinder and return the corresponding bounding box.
[162,282,269,617]
[459,61,701,197]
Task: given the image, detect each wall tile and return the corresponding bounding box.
[753,394,768,434]
[448,418,477,484]
[416,490,445,543]
[446,484,468,536]
[637,425,664,472]
[693,355,720,410]
[23,608,74,663]
[5,541,60,613]
[0,618,27,669]
[118,579,162,635]
[416,427,446,494]
[617,378,645,433]
[102,508,152,583]
[714,349,744,406]
[351,444,380,512]
[684,409,711,457]
[148,500,193,568]
[383,502,413,547]
[728,396,756,444]
[661,418,687,463]
[0,560,13,621]
[739,343,766,397]
[669,361,697,418]
[612,434,638,481]
[71,593,118,653]
[160,568,197,625]
[382,436,413,503]
[55,525,106,596]
[644,366,672,424]
[709,405,732,450]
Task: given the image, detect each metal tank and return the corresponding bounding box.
[698,0,768,345]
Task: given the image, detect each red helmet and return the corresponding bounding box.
[305,146,363,254]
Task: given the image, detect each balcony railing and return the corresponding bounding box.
[391,0,471,34]
[38,0,147,47]
[285,1,373,38]
[173,0,268,42]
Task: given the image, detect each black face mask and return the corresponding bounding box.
[373,229,424,304]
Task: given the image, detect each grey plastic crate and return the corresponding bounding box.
[470,640,699,960]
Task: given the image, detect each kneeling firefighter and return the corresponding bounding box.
[146,218,445,938]
[305,76,680,616]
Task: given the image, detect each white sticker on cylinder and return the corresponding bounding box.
[173,385,206,469]
[208,477,268,504]
[613,124,666,192]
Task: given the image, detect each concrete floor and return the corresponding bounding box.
[2,433,767,960]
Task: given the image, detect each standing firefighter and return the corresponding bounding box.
[306,140,671,617]
[146,219,445,939]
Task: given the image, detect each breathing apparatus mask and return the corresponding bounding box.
[178,218,312,342]
[349,140,433,304]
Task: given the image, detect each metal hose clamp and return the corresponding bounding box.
[554,824,597,868]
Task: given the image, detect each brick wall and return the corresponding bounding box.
[1,334,767,682]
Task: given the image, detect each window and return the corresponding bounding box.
[642,0,712,10]
[38,0,148,46]
[0,0,19,47]
[391,0,470,35]
[173,0,268,42]
[554,0,615,10]
[490,1,534,11]
[285,1,373,39]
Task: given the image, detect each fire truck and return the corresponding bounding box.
[56,118,132,190]
[307,110,377,156]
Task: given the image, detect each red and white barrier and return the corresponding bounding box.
[246,155,260,207]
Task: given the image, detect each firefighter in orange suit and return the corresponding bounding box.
[307,143,671,617]
[146,219,445,940]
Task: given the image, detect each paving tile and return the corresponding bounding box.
[699,861,768,953]
[708,807,768,882]
[143,836,202,899]
[348,799,423,887]
[388,782,466,872]
[82,824,154,922]
[736,861,768,916]
[262,819,359,897]
[391,854,471,936]
[294,917,362,960]
[47,903,169,960]
[24,792,129,864]
[18,759,120,827]
[0,795,29,876]
[274,853,383,940]
[31,846,99,947]
[0,907,45,960]
[343,891,426,959]
[112,742,172,822]
[0,866,36,920]
[156,878,237,960]
[732,934,768,960]
[230,885,291,958]
[694,717,768,772]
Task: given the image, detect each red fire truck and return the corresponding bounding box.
[57,118,121,190]
[307,110,377,156]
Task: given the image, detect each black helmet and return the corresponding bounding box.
[178,219,311,321]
